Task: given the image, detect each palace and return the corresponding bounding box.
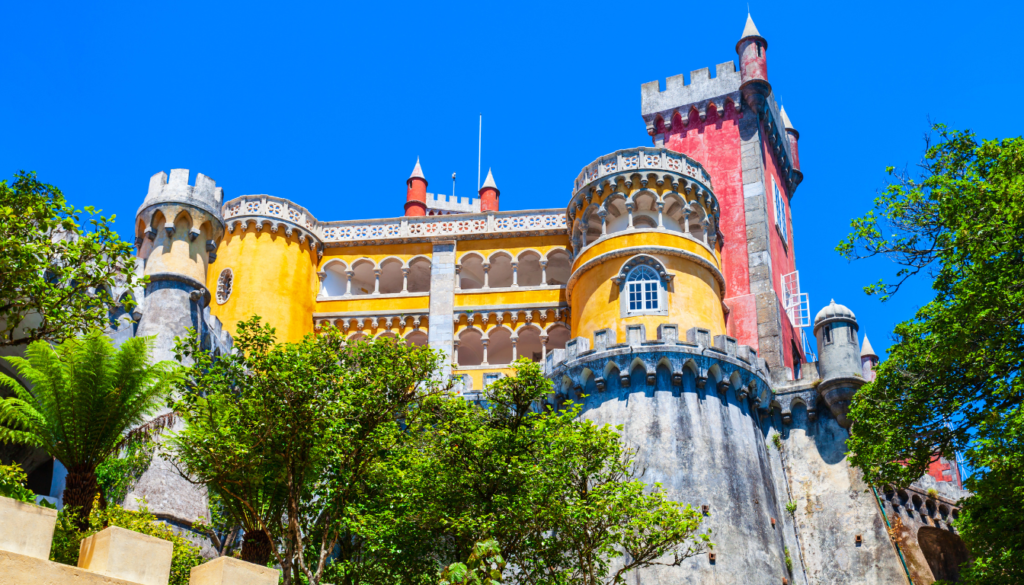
[104,15,971,585]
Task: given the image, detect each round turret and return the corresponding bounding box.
[405,158,428,217]
[813,300,865,428]
[735,15,771,113]
[479,168,500,212]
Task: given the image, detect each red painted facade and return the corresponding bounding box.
[479,186,499,212]
[405,176,428,217]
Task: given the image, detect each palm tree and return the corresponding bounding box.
[0,330,177,525]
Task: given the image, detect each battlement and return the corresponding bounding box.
[138,169,224,222]
[641,62,742,119]
[426,192,481,214]
[544,323,772,408]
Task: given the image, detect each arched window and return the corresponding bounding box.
[626,265,660,314]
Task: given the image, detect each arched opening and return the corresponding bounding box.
[517,326,543,362]
[488,252,513,288]
[377,331,398,341]
[459,254,485,290]
[457,329,484,366]
[407,257,432,293]
[405,330,428,347]
[687,203,707,242]
[580,204,602,246]
[546,323,571,351]
[517,251,543,287]
[378,258,404,294]
[546,250,571,286]
[321,261,348,297]
[918,526,969,582]
[662,194,686,233]
[347,332,367,342]
[350,260,376,295]
[604,195,628,234]
[487,327,513,365]
[632,192,658,229]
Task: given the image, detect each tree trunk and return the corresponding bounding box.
[241,529,273,565]
[63,466,99,529]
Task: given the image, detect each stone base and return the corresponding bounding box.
[0,495,57,560]
[189,556,278,585]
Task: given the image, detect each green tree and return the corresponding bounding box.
[168,317,447,585]
[0,171,141,347]
[0,461,36,503]
[0,331,177,526]
[440,539,505,585]
[365,358,711,585]
[839,125,1024,584]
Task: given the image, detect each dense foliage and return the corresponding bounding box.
[0,171,141,347]
[358,358,710,585]
[0,331,176,525]
[0,461,36,503]
[51,499,204,585]
[169,317,447,584]
[171,318,709,585]
[839,125,1024,583]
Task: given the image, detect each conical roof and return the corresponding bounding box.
[740,14,762,40]
[409,157,425,181]
[861,335,877,357]
[780,106,795,130]
[481,168,498,191]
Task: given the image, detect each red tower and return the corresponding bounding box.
[405,158,428,217]
[640,15,808,381]
[479,168,499,212]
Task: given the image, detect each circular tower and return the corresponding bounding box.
[813,300,865,429]
[214,195,322,343]
[548,147,790,584]
[131,168,225,525]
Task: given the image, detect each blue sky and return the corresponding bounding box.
[3,1,1022,361]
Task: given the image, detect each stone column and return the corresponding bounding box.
[511,261,518,287]
[481,339,489,366]
[657,201,664,228]
[511,337,518,360]
[626,202,635,229]
[540,260,548,286]
[482,263,490,289]
[541,334,549,360]
[344,270,353,296]
[427,241,457,377]
[599,210,607,235]
[373,268,381,294]
[401,267,409,293]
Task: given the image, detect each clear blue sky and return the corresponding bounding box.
[4,1,1022,361]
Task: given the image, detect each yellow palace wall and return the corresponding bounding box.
[208,226,319,344]
[570,231,726,344]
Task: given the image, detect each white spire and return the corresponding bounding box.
[409,157,425,181]
[780,106,795,130]
[861,335,877,357]
[741,14,762,39]
[481,168,498,191]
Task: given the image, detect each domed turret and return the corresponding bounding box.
[813,299,865,428]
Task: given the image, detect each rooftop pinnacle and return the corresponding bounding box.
[409,157,426,181]
[481,168,498,191]
[861,335,877,357]
[740,14,762,40]
[780,106,795,130]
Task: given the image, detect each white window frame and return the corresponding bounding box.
[773,177,788,244]
[624,265,663,316]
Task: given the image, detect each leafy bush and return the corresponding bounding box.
[51,499,204,585]
[0,462,35,503]
[784,546,792,574]
[926,488,939,500]
[785,500,797,516]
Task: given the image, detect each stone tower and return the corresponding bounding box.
[813,300,864,429]
[125,169,226,526]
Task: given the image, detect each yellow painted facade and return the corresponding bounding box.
[208,226,319,344]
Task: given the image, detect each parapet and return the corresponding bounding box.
[545,324,772,408]
[641,62,742,132]
[426,192,481,214]
[138,169,225,224]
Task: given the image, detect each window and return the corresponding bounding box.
[823,324,833,345]
[773,178,788,244]
[848,326,857,344]
[627,265,660,313]
[216,268,233,304]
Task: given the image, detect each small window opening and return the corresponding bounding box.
[823,324,833,345]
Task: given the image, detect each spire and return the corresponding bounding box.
[780,106,795,131]
[481,168,498,191]
[861,335,877,357]
[740,14,762,40]
[409,157,425,181]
